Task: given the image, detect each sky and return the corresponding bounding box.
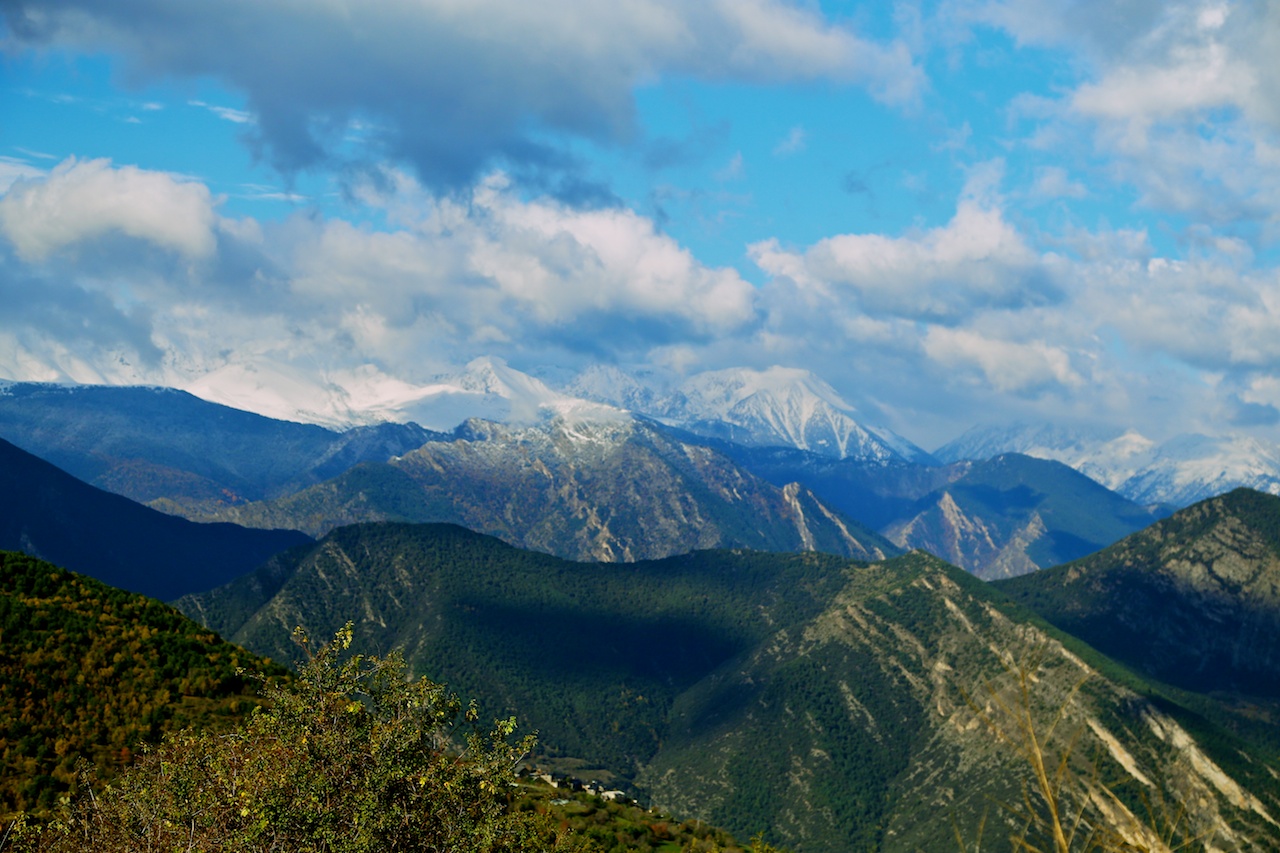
[2,0,1280,449]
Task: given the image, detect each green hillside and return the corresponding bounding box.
[998,487,1280,701]
[0,551,288,816]
[178,523,1280,851]
[177,523,857,773]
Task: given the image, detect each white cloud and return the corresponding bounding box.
[1029,166,1087,200]
[922,327,1084,393]
[0,157,44,193]
[6,0,924,189]
[189,100,254,125]
[0,161,757,395]
[750,190,1051,323]
[0,157,218,261]
[958,0,1280,229]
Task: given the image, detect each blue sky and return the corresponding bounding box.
[3,1,1280,447]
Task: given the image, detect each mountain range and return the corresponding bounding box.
[0,380,443,516]
[187,357,1280,510]
[939,422,1280,508]
[174,517,1280,852]
[193,414,892,563]
[0,374,1171,578]
[5,368,1280,848]
[0,436,310,600]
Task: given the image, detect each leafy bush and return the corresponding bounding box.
[7,624,580,852]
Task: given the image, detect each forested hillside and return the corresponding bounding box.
[178,522,1280,851]
[0,551,287,816]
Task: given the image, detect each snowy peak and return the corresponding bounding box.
[935,423,1154,490]
[668,366,854,418]
[937,422,1280,507]
[564,364,663,414]
[1120,433,1280,507]
[660,367,932,464]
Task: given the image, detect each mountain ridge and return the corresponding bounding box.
[0,436,310,600]
[191,414,893,563]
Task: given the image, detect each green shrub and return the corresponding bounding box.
[8,624,580,852]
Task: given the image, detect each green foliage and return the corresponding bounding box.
[9,624,579,853]
[0,551,285,817]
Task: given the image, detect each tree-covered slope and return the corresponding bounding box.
[642,551,1280,851]
[178,523,1280,852]
[0,437,311,599]
[998,487,1280,699]
[0,551,287,816]
[176,522,859,773]
[199,417,894,562]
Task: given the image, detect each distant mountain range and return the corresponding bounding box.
[175,518,1280,852]
[881,453,1164,579]
[194,414,893,563]
[0,437,310,600]
[938,422,1280,508]
[0,380,442,516]
[569,364,933,464]
[44,356,1278,515]
[0,373,1179,578]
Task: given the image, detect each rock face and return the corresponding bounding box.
[998,487,1280,698]
[178,525,1280,853]
[880,454,1162,579]
[202,415,893,563]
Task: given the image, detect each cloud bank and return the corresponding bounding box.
[3,0,922,190]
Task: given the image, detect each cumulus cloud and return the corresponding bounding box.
[2,0,923,191]
[749,184,1055,323]
[922,327,1083,393]
[0,161,757,391]
[956,0,1280,230]
[0,158,218,261]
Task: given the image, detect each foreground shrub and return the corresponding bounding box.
[7,624,580,852]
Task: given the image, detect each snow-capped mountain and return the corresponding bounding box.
[179,355,932,465]
[665,367,933,464]
[569,365,933,465]
[1117,434,1280,508]
[935,423,1154,490]
[936,423,1280,507]
[563,364,665,415]
[181,356,621,431]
